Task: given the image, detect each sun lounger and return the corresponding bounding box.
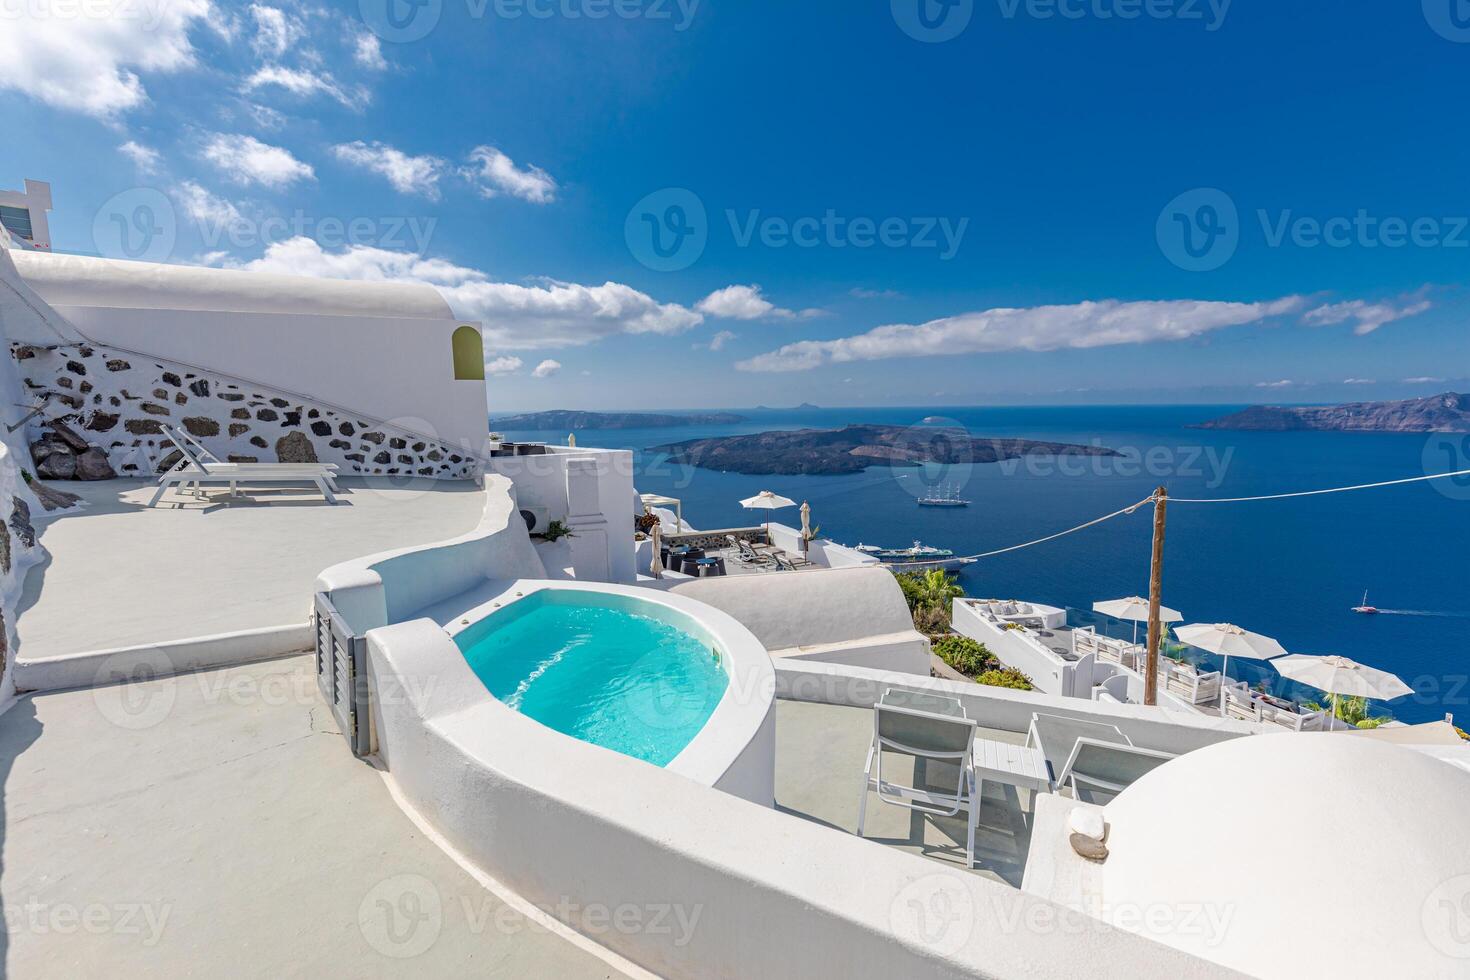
[150,428,341,506]
[858,700,980,867]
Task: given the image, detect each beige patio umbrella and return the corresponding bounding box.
[740,490,796,537]
[799,501,812,554]
[1272,654,1412,728]
[1174,623,1288,714]
[648,521,663,579]
[1092,596,1183,646]
[568,432,577,447]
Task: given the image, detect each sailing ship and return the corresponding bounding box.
[916,484,970,507]
[1352,590,1379,615]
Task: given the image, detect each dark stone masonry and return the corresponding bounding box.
[13,342,477,480]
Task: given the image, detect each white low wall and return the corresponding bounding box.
[367,620,1222,979]
[774,659,1262,754]
[487,447,636,583]
[951,599,1077,697]
[767,523,881,569]
[671,566,930,675]
[315,475,545,634]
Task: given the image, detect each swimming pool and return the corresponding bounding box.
[454,590,730,766]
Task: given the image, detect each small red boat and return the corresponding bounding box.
[1352,590,1379,615]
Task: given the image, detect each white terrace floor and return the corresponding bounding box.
[17,478,486,661]
[0,654,632,977]
[775,700,1035,886]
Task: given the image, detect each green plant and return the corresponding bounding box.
[1457,726,1469,742]
[1302,695,1391,729]
[538,520,575,543]
[895,569,964,631]
[976,667,1033,691]
[912,605,951,637]
[933,634,996,676]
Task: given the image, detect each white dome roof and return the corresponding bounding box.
[1097,733,1470,977]
[12,251,453,320]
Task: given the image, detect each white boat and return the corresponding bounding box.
[916,484,970,507]
[860,540,976,571]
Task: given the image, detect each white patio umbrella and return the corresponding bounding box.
[740,490,796,537]
[1174,623,1288,714]
[799,501,812,554]
[648,521,663,579]
[1092,596,1183,646]
[1271,654,1412,727]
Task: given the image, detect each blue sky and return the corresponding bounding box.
[3,0,1468,410]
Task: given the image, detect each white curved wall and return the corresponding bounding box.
[315,475,546,635]
[365,621,1221,979]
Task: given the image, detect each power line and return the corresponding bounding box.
[1168,468,1470,503]
[884,466,1470,569]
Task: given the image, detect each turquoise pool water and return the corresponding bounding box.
[454,592,729,766]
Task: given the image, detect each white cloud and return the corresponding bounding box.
[1342,378,1375,384]
[1256,379,1295,388]
[1303,295,1433,335]
[227,238,704,349]
[697,284,823,321]
[119,140,162,174]
[200,133,314,188]
[333,141,444,198]
[0,0,211,117]
[707,330,737,351]
[249,4,302,58]
[485,355,523,376]
[353,31,387,70]
[174,181,242,226]
[464,147,557,204]
[1404,377,1446,384]
[244,65,365,109]
[532,359,562,379]
[737,297,1306,373]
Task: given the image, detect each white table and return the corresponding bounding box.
[972,737,1050,796]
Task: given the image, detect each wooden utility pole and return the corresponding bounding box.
[1143,487,1168,706]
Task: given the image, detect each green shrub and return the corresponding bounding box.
[976,667,1034,691]
[913,605,952,637]
[932,634,995,676]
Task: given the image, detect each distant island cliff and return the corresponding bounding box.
[651,424,1119,476]
[1194,393,1470,433]
[492,410,748,430]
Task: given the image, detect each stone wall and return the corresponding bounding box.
[14,342,480,479]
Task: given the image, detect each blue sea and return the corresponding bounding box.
[499,405,1470,725]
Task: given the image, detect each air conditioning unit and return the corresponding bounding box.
[519,506,552,534]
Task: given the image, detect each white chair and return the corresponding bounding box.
[858,701,980,867]
[1221,682,1260,722]
[1055,739,1177,804]
[1025,712,1132,792]
[150,428,341,507]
